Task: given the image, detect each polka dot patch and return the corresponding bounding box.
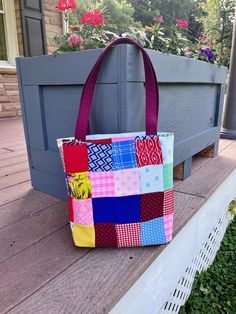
[164,189,174,215]
[95,223,117,247]
[141,217,166,245]
[140,192,164,222]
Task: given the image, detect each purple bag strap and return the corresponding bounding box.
[75,37,159,140]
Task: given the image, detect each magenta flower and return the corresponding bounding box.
[176,19,188,28]
[67,34,84,48]
[153,16,164,24]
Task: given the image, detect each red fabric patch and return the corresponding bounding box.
[68,196,74,222]
[87,138,112,144]
[140,192,164,222]
[164,189,174,215]
[115,223,141,247]
[95,223,118,247]
[135,138,163,167]
[63,144,88,173]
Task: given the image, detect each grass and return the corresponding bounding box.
[179,203,236,314]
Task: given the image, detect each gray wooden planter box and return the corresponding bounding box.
[16,45,227,200]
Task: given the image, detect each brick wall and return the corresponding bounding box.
[0,0,63,119]
[44,0,63,54]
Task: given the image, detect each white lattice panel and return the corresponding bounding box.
[161,209,234,313]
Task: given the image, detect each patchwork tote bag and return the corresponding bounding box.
[57,37,174,248]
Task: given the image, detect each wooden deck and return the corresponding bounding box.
[0,117,236,314]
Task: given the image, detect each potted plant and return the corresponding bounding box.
[16,0,227,199]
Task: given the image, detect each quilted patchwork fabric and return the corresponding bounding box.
[63,144,88,173]
[141,217,166,245]
[114,168,140,196]
[135,137,163,167]
[164,189,174,215]
[67,172,92,199]
[139,165,164,194]
[88,143,112,172]
[58,132,174,248]
[164,213,174,242]
[73,198,94,225]
[116,223,141,247]
[95,223,117,247]
[72,224,95,247]
[112,140,137,170]
[163,163,173,190]
[140,192,164,221]
[89,171,115,198]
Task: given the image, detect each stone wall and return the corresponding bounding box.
[0,0,63,118]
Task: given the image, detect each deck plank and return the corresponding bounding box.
[0,201,67,263]
[8,192,204,314]
[0,170,30,190]
[0,181,34,206]
[0,155,28,168]
[0,162,29,178]
[175,141,236,198]
[0,226,89,314]
[0,189,60,229]
[0,150,27,161]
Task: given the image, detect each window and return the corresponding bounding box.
[0,0,19,67]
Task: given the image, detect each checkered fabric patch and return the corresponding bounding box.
[112,140,137,170]
[116,223,141,247]
[89,171,115,198]
[164,189,174,215]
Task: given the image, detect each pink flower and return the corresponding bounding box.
[56,0,76,12]
[81,10,104,26]
[153,16,164,24]
[176,19,188,28]
[67,34,84,48]
[199,33,208,41]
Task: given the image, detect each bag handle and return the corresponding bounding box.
[75,37,159,140]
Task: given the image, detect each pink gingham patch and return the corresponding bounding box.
[164,213,174,241]
[73,198,94,225]
[115,223,141,247]
[89,171,115,198]
[114,168,140,196]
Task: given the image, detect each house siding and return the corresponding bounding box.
[0,0,63,118]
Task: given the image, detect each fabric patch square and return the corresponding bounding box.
[112,136,135,142]
[68,196,74,222]
[114,168,140,196]
[95,223,117,247]
[163,163,173,190]
[159,134,174,164]
[135,137,163,167]
[139,165,164,194]
[63,144,88,173]
[89,171,115,198]
[72,224,95,247]
[115,195,141,224]
[164,213,174,242]
[140,192,164,222]
[67,172,92,199]
[92,197,116,224]
[73,198,93,225]
[88,143,112,172]
[141,217,166,245]
[112,140,137,170]
[164,189,174,215]
[116,223,141,247]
